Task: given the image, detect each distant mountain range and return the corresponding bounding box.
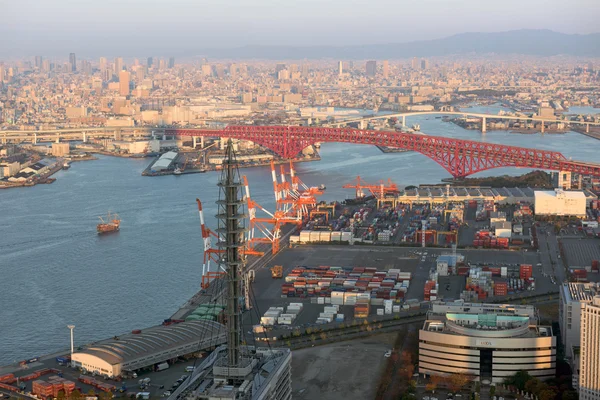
[196,30,600,59]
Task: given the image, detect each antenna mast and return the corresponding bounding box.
[216,139,246,367]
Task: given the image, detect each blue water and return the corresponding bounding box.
[1,117,599,364]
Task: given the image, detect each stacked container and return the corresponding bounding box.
[520,264,533,279]
[354,299,370,318]
[32,381,53,398]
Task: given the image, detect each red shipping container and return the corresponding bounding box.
[520,265,533,279]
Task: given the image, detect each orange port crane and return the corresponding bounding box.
[343,176,399,200]
[196,199,225,288]
[271,160,322,223]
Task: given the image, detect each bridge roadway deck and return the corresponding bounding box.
[2,125,600,178]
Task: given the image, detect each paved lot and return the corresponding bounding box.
[560,237,600,269]
[291,333,396,400]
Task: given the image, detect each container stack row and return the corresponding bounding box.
[281,266,411,302]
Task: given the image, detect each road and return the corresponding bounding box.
[535,222,566,283]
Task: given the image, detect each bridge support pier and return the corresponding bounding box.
[586,123,590,133]
[33,133,37,145]
[556,171,572,190]
[540,121,545,133]
[55,133,60,143]
[192,136,197,148]
[82,132,87,143]
[578,174,583,189]
[401,115,406,127]
[481,117,486,133]
[359,120,365,130]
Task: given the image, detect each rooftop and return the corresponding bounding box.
[74,320,226,366]
[562,282,600,303]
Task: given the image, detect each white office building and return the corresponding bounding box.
[419,302,556,384]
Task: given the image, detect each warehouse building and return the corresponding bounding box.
[151,151,178,172]
[534,189,586,216]
[397,186,597,206]
[419,302,556,383]
[71,320,226,378]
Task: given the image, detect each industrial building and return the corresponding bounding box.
[534,189,587,216]
[579,295,600,400]
[419,302,556,383]
[51,143,70,157]
[151,151,178,171]
[397,186,596,206]
[71,320,226,378]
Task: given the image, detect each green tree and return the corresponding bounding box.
[70,390,83,400]
[56,389,66,400]
[525,377,545,396]
[539,389,557,400]
[504,370,532,391]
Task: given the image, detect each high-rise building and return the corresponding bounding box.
[421,58,429,70]
[114,57,123,74]
[365,60,376,77]
[119,70,130,96]
[579,294,600,400]
[159,59,166,71]
[338,61,343,77]
[147,57,153,68]
[201,64,212,76]
[35,56,42,69]
[383,60,389,78]
[560,283,600,395]
[99,57,107,71]
[168,57,175,69]
[69,53,76,72]
[42,59,50,72]
[301,64,309,78]
[411,57,419,70]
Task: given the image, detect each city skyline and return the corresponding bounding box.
[2,0,600,56]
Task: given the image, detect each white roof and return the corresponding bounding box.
[534,189,586,199]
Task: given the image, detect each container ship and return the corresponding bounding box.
[97,212,120,234]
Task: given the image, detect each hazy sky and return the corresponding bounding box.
[2,0,599,57]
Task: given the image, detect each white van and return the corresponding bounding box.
[185,366,195,372]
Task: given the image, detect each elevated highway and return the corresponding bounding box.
[329,110,600,133]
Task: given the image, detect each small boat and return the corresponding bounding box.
[173,167,182,175]
[412,123,421,131]
[318,184,326,190]
[97,212,120,234]
[62,162,70,170]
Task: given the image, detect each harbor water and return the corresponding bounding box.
[1,111,599,364]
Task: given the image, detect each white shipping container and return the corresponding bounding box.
[331,297,344,305]
[325,297,332,304]
[317,297,325,304]
[377,308,384,316]
[392,305,401,313]
[260,317,275,326]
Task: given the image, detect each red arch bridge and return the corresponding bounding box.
[165,126,600,179]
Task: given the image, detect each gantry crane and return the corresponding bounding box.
[196,199,226,289]
[343,176,400,207]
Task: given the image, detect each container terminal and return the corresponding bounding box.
[1,164,600,399]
